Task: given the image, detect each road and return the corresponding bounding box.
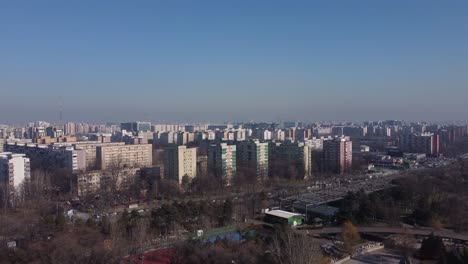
[343,249,404,264]
[302,226,468,242]
[281,154,464,208]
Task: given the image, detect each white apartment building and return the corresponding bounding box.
[236,140,269,181]
[0,152,30,203]
[67,141,125,170]
[164,145,197,183]
[96,144,152,171]
[208,143,237,185]
[274,130,286,141]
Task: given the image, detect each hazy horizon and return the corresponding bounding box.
[2,1,467,123]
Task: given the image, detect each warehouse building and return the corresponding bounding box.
[264,210,303,226]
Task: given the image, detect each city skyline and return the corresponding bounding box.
[1,2,468,263]
[2,0,468,122]
[1,118,468,127]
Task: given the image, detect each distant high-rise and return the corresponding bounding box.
[342,126,366,137]
[399,133,439,157]
[120,122,134,132]
[135,122,151,132]
[164,145,197,183]
[176,132,194,145]
[158,131,177,145]
[274,130,286,141]
[121,122,152,133]
[283,121,296,129]
[257,130,272,141]
[64,122,76,135]
[322,136,352,174]
[236,140,269,181]
[208,143,237,185]
[27,127,46,140]
[184,125,195,132]
[45,127,64,138]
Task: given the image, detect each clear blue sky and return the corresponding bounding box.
[1,0,467,123]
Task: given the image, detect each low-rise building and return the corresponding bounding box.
[77,168,141,196]
[264,210,303,226]
[293,204,339,225]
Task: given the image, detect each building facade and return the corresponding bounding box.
[271,142,311,179]
[0,152,30,204]
[5,143,85,173]
[0,139,5,152]
[322,137,352,174]
[208,143,237,185]
[70,142,125,171]
[77,168,141,196]
[121,121,152,133]
[236,140,269,181]
[96,144,152,170]
[164,145,197,183]
[399,133,440,157]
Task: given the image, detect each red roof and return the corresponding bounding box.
[123,247,174,264]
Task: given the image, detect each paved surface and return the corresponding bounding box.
[304,226,468,242]
[282,169,416,207]
[282,155,465,207]
[343,249,403,264]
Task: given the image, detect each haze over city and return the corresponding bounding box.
[2,0,468,123]
[1,1,468,264]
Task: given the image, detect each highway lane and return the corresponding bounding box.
[302,226,468,242]
[281,154,467,207]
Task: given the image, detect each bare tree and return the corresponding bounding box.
[132,218,150,252]
[107,157,123,194]
[109,220,129,256]
[341,221,361,255]
[396,230,416,258]
[271,226,324,264]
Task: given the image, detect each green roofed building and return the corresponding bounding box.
[265,210,303,226]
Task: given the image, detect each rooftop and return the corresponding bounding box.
[305,205,339,216]
[266,210,302,219]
